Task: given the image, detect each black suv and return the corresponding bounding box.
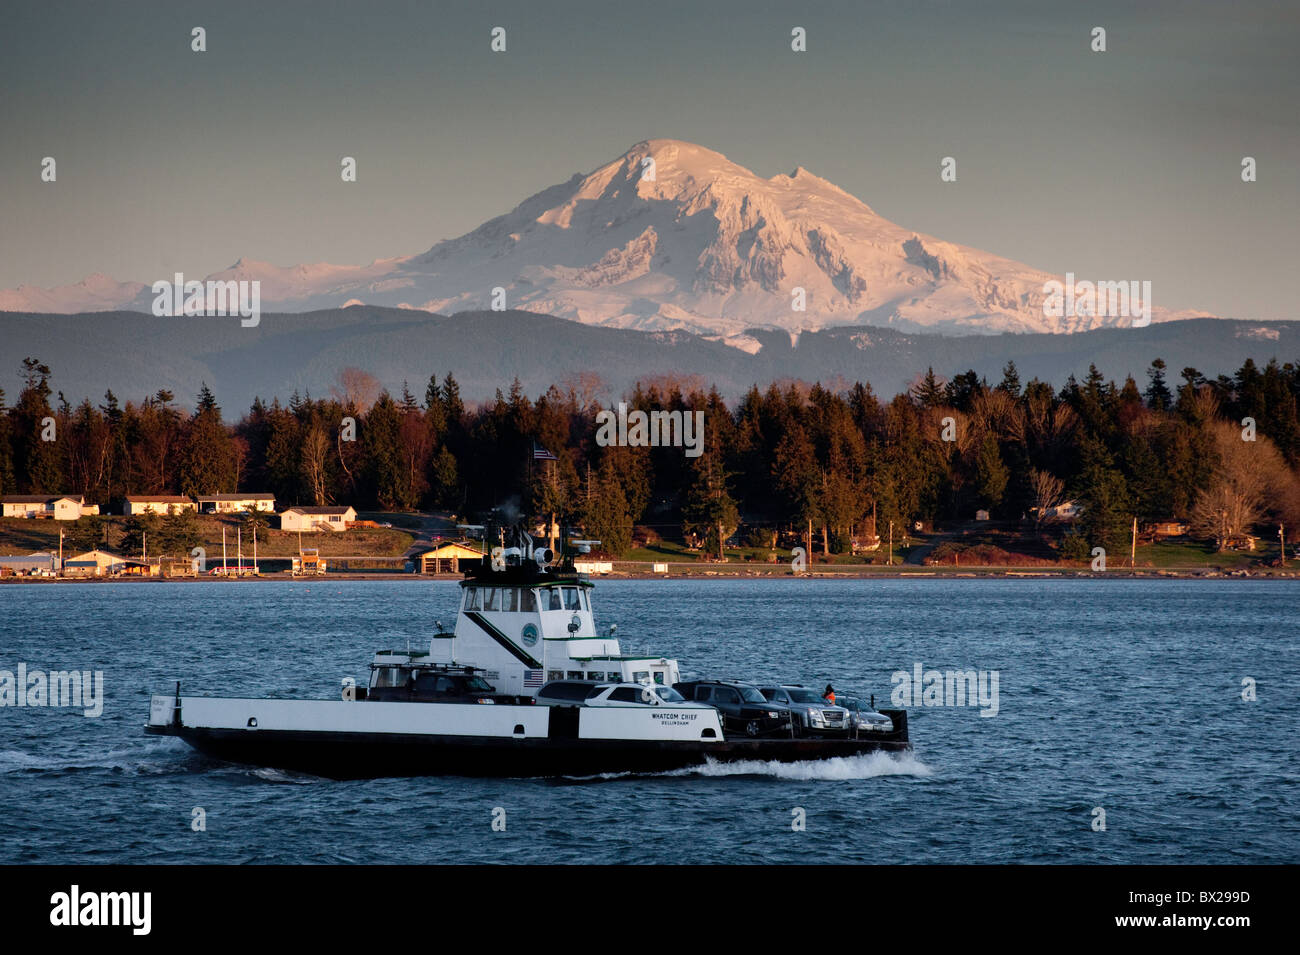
[673,680,792,737]
[368,666,500,703]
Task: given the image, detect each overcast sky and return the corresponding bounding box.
[1,0,1296,319]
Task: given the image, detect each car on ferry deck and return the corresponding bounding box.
[536,681,717,711]
[584,683,707,708]
[534,680,601,706]
[757,684,851,737]
[367,665,501,703]
[673,680,792,737]
[836,695,895,734]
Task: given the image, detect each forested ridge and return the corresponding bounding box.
[3,355,1299,559]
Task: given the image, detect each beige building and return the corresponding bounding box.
[281,505,357,532]
[2,495,98,520]
[123,495,197,516]
[415,541,485,574]
[62,549,126,576]
[195,493,275,514]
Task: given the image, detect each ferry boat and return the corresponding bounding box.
[145,525,910,778]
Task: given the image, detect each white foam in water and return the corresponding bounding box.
[0,738,192,775]
[569,750,932,782]
[683,750,932,781]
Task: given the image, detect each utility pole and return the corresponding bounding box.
[888,520,894,566]
[1280,523,1286,564]
[1131,516,1138,569]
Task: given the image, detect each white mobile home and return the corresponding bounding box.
[123,495,197,516]
[195,493,275,514]
[1,495,97,520]
[280,506,357,532]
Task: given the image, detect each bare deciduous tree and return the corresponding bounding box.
[299,422,330,505]
[1029,468,1066,528]
[330,367,381,412]
[1190,421,1289,549]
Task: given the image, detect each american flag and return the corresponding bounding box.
[524,669,545,688]
[532,444,558,461]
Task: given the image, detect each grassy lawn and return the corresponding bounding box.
[357,511,428,531]
[214,525,414,558]
[626,539,881,564]
[0,516,413,560]
[5,517,1289,571]
[1137,539,1280,569]
[0,520,67,554]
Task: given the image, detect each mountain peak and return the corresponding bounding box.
[0,138,1212,335]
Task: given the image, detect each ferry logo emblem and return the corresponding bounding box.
[520,623,540,648]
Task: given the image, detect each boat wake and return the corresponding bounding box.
[685,750,932,781]
[0,737,195,776]
[565,750,931,783]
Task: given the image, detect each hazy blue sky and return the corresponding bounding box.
[1,0,1296,318]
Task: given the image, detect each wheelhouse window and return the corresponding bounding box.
[372,666,410,688]
[563,587,582,611]
[521,589,538,612]
[501,587,519,612]
[546,589,563,611]
[482,588,499,611]
[463,588,481,611]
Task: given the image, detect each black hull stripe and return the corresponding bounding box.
[146,725,911,779]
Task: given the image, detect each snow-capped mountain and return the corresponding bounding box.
[0,139,1210,335]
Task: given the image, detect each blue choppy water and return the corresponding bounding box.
[0,578,1295,864]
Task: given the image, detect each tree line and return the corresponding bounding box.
[3,355,1299,558]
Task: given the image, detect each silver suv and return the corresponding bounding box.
[758,685,850,736]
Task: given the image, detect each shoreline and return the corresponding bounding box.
[3,565,1297,584]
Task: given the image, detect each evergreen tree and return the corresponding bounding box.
[1075,437,1133,555]
[14,358,62,492]
[996,361,1022,400]
[177,384,237,496]
[974,434,1009,513]
[363,392,406,509]
[682,454,739,561]
[581,461,633,557]
[911,368,946,409]
[1145,359,1172,412]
